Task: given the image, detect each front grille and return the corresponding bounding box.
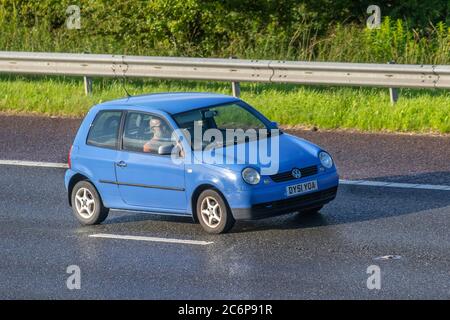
[253,187,337,211]
[270,165,318,182]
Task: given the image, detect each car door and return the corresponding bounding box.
[115,111,187,213]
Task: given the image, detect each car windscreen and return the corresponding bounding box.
[172,103,271,150]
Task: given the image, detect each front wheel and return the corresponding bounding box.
[196,189,235,234]
[71,180,109,225]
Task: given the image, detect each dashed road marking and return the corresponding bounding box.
[339,179,450,191]
[0,160,68,169]
[374,255,402,261]
[89,233,214,246]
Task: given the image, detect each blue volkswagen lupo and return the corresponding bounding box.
[65,93,338,233]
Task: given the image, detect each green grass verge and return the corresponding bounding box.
[0,75,449,134]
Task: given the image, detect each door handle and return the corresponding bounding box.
[116,161,127,168]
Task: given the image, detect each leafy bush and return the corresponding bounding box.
[0,0,448,63]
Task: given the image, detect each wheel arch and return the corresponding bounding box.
[190,184,231,223]
[67,173,90,206]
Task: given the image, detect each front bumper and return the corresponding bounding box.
[231,186,338,220]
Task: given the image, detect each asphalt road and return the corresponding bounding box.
[0,165,449,299]
[0,114,449,299]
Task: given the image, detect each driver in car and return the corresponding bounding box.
[143,117,172,153]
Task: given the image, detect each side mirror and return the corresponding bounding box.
[158,144,174,155]
[270,121,279,128]
[158,144,183,157]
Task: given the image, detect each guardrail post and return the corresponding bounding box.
[82,52,93,96]
[84,76,93,95]
[230,56,241,97]
[388,61,398,104]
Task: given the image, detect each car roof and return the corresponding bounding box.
[95,92,240,115]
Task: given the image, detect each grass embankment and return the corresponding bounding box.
[1,76,449,134]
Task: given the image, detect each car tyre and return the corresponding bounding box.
[71,180,109,225]
[196,189,235,234]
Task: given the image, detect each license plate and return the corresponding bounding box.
[286,180,318,196]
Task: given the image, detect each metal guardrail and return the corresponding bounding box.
[0,51,449,97]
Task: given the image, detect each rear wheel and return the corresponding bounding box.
[196,190,235,234]
[71,180,109,225]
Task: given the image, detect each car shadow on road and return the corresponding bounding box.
[104,211,195,225]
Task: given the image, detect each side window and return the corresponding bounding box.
[87,111,122,149]
[123,112,174,154]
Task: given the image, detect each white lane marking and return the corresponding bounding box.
[0,160,449,191]
[374,255,402,261]
[339,179,450,191]
[89,233,213,246]
[0,160,68,169]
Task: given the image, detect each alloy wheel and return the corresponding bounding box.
[74,187,96,219]
[200,196,221,228]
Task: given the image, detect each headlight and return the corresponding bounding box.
[242,167,261,185]
[319,151,333,169]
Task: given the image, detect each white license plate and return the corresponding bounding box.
[286,180,318,196]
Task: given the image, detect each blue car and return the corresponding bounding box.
[65,92,338,233]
